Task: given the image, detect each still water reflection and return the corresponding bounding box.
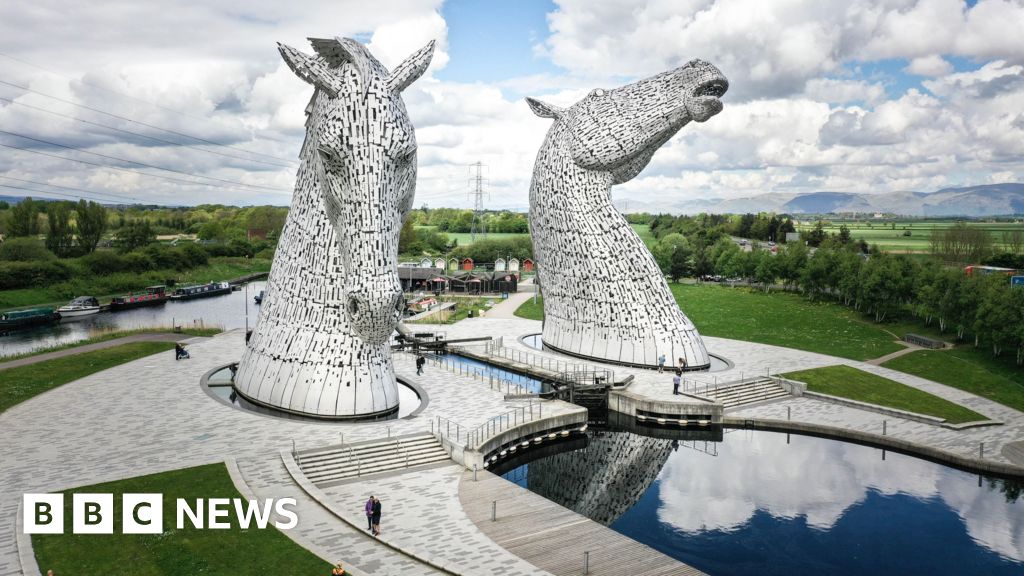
[0,281,265,357]
[501,429,1024,576]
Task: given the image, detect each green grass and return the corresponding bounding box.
[796,220,1024,253]
[630,223,656,248]
[0,257,271,311]
[32,463,331,576]
[673,283,906,361]
[408,296,492,324]
[0,341,174,413]
[883,348,1024,414]
[514,296,545,321]
[0,327,221,361]
[414,226,529,246]
[515,284,906,361]
[782,365,987,424]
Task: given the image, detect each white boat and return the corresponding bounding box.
[57,296,101,317]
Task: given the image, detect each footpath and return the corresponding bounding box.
[0,333,206,371]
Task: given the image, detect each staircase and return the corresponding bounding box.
[296,432,450,487]
[712,377,790,409]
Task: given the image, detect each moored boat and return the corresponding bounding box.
[57,296,101,317]
[169,281,232,301]
[109,285,168,311]
[0,308,61,331]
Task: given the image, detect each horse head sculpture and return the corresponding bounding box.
[278,38,433,344]
[525,59,727,369]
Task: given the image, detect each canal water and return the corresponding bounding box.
[0,281,265,357]
[500,428,1024,576]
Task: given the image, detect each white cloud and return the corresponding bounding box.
[905,55,954,76]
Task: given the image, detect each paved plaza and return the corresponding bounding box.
[2,315,1023,575]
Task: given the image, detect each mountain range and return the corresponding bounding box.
[614,184,1024,217]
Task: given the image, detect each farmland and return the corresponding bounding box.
[795,219,1024,253]
[415,225,529,246]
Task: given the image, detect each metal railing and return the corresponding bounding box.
[432,401,546,451]
[480,340,614,381]
[411,351,531,395]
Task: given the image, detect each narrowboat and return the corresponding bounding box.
[169,281,232,301]
[0,308,61,331]
[57,296,101,317]
[109,285,168,311]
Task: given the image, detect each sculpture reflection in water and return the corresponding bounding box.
[235,37,434,419]
[502,427,1024,576]
[526,59,728,370]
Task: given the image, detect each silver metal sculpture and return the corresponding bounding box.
[526,60,728,369]
[234,37,434,419]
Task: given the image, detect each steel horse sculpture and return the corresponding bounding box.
[234,37,434,418]
[526,59,728,369]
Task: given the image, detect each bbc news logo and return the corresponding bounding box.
[23,494,298,534]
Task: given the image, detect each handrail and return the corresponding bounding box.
[410,350,530,395]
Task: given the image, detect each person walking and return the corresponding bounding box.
[658,354,666,373]
[416,355,425,375]
[371,496,382,536]
[364,496,374,531]
[672,370,681,395]
[678,356,687,371]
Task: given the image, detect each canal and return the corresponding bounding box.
[0,281,265,357]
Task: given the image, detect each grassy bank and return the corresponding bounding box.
[0,341,174,413]
[0,326,220,361]
[0,256,270,311]
[33,463,331,576]
[514,296,545,321]
[782,365,987,424]
[883,348,1024,414]
[408,296,491,324]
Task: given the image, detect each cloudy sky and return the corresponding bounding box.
[0,0,1022,209]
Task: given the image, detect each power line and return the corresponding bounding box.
[0,95,294,169]
[0,129,288,192]
[0,79,296,165]
[0,140,290,196]
[0,183,132,205]
[0,175,140,203]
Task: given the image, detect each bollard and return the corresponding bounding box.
[387,426,391,439]
[340,433,344,446]
[787,406,791,421]
[980,442,985,459]
[491,500,496,522]
[883,420,887,436]
[584,551,590,575]
[473,464,478,481]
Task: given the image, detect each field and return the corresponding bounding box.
[883,348,1024,413]
[781,365,987,424]
[630,223,656,248]
[795,219,1024,253]
[33,464,330,575]
[516,284,907,361]
[415,226,529,246]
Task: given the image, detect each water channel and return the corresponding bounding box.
[0,281,266,357]
[497,428,1024,576]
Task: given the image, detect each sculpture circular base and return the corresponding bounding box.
[538,338,714,372]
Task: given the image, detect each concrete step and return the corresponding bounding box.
[712,381,790,408]
[297,433,451,486]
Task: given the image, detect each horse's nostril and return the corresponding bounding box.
[348,297,359,315]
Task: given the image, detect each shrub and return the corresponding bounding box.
[0,238,54,262]
[0,260,72,289]
[79,250,128,275]
[122,252,155,273]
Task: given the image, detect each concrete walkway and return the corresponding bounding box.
[0,332,205,371]
[483,292,534,319]
[864,341,922,366]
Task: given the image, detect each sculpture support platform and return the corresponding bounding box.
[526,59,728,370]
[235,37,433,418]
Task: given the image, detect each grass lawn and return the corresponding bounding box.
[408,296,493,324]
[32,463,331,576]
[672,283,906,361]
[514,296,544,321]
[782,365,987,424]
[630,223,656,248]
[0,257,271,311]
[0,327,221,361]
[883,348,1024,414]
[0,341,175,413]
[413,226,529,247]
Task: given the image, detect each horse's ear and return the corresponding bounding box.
[278,43,340,97]
[310,37,373,100]
[526,97,563,120]
[387,40,436,93]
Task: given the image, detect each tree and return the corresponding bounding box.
[974,275,1021,357]
[652,233,691,281]
[776,242,808,288]
[117,220,155,252]
[398,218,420,254]
[837,225,852,245]
[752,250,777,292]
[8,197,40,237]
[803,221,827,247]
[45,202,75,257]
[75,199,108,253]
[197,220,227,242]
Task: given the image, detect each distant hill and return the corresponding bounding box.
[616,183,1024,216]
